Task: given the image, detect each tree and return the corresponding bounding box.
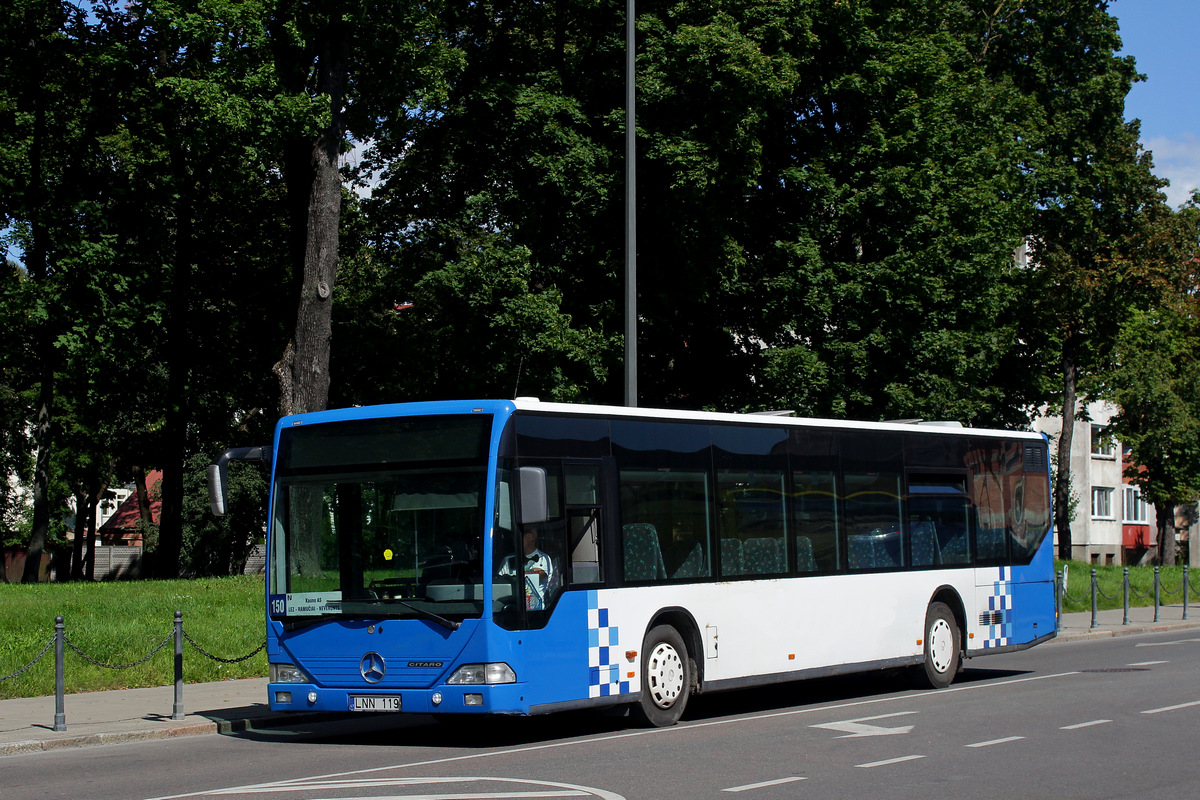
[1,0,114,581]
[974,0,1166,558]
[1105,197,1200,565]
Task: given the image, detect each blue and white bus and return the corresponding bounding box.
[209,398,1056,727]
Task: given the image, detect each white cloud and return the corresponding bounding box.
[1145,134,1200,209]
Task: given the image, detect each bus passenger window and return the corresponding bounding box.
[793,471,838,573]
[844,472,903,570]
[619,470,710,582]
[718,470,786,576]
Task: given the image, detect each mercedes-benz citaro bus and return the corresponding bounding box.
[208,398,1056,727]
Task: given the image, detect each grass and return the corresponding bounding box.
[1056,559,1199,613]
[0,575,267,700]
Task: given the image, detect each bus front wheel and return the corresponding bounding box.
[632,625,691,727]
[915,602,961,689]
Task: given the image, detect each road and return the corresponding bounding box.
[4,630,1198,800]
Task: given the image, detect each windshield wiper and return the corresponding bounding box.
[390,599,461,631]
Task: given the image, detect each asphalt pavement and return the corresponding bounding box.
[3,602,1199,757]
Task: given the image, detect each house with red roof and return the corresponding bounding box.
[98,470,162,546]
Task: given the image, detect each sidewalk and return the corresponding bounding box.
[3,604,1199,757]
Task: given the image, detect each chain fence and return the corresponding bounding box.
[0,611,265,732]
[1057,565,1194,631]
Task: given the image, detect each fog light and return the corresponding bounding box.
[464,693,483,706]
[275,691,292,704]
[307,692,318,704]
[431,692,443,706]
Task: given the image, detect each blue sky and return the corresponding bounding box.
[1111,0,1200,208]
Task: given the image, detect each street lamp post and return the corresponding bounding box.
[624,0,637,408]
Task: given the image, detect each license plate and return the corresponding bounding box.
[349,695,401,712]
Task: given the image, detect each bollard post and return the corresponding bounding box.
[1090,568,1098,629]
[1154,565,1161,622]
[54,616,66,732]
[1056,565,1065,633]
[1122,567,1130,625]
[173,610,184,720]
[1185,566,1190,621]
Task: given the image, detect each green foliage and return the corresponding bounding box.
[1,0,1191,581]
[181,455,268,577]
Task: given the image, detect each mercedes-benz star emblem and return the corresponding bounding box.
[360,651,386,683]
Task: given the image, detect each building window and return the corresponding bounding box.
[1091,425,1115,458]
[1123,485,1148,524]
[1091,487,1114,519]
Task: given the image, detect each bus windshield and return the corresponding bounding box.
[268,414,492,625]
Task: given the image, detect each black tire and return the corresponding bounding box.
[915,602,961,689]
[631,625,691,727]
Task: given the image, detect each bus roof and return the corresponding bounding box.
[509,398,1041,441]
[276,398,1042,442]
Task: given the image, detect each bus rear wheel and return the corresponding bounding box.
[914,602,961,689]
[632,625,691,727]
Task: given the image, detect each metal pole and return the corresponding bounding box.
[1056,565,1064,633]
[173,611,184,720]
[1184,565,1190,620]
[1090,568,1098,629]
[1122,566,1130,625]
[54,616,66,732]
[1154,565,1161,622]
[623,0,637,408]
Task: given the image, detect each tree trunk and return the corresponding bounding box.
[133,466,154,528]
[279,17,351,418]
[1054,335,1078,561]
[71,488,87,581]
[22,55,56,584]
[1157,501,1178,566]
[84,492,98,581]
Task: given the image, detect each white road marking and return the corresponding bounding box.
[1060,720,1111,730]
[169,777,621,800]
[810,711,917,738]
[1126,661,1168,666]
[722,777,808,792]
[1141,700,1200,715]
[855,755,925,769]
[965,736,1024,748]
[142,671,1082,800]
[1135,638,1200,647]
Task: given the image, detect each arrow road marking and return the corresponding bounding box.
[810,711,917,738]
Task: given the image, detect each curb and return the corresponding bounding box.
[1052,618,1200,643]
[0,710,357,758]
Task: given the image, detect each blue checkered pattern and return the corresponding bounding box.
[587,591,630,698]
[983,566,1014,648]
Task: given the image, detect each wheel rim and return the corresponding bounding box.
[646,641,685,709]
[928,617,954,674]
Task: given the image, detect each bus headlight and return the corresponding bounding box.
[446,663,516,685]
[271,663,310,684]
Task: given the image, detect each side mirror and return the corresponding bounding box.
[208,446,271,516]
[517,466,548,525]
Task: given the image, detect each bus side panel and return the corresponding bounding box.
[971,537,1056,650]
[588,572,977,689]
